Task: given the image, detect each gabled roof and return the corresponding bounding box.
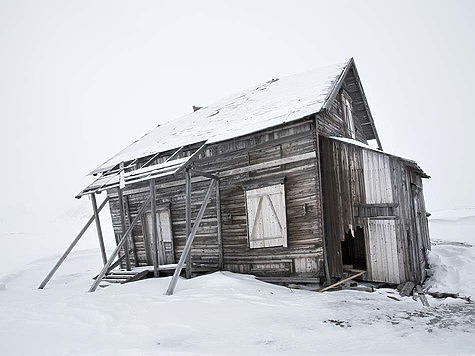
[90,58,378,175]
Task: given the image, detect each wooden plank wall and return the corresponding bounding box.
[107,118,325,277]
[320,137,430,284]
[318,67,371,143]
[319,137,366,277]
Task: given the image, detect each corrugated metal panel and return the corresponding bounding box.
[362,150,393,204]
[367,219,400,284]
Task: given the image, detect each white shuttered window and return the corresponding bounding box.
[245,184,288,248]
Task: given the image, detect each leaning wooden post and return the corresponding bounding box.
[38,197,110,289]
[117,187,131,271]
[216,179,224,270]
[91,193,107,265]
[124,196,140,267]
[166,179,216,295]
[150,178,160,277]
[185,168,192,279]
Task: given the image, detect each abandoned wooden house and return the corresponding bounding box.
[39,58,431,293]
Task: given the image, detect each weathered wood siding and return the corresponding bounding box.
[320,136,430,284]
[107,118,325,277]
[318,66,373,143]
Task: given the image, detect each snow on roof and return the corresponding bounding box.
[90,60,349,175]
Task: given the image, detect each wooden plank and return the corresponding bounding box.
[319,270,366,292]
[190,168,219,180]
[91,193,107,265]
[150,178,159,277]
[313,119,331,284]
[126,270,150,283]
[38,197,110,289]
[117,187,131,271]
[185,168,192,279]
[166,179,217,295]
[219,151,316,177]
[216,179,224,270]
[124,195,139,267]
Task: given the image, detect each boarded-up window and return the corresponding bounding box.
[245,184,287,248]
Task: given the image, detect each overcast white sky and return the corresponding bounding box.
[1,0,474,233]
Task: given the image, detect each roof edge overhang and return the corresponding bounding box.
[76,143,207,198]
[328,136,430,179]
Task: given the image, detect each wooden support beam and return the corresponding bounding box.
[85,159,138,197]
[91,193,107,266]
[166,179,216,295]
[313,116,331,286]
[319,270,366,292]
[150,178,160,277]
[117,187,130,271]
[89,195,152,292]
[117,187,131,271]
[124,196,139,267]
[38,197,110,289]
[189,168,219,180]
[185,168,192,279]
[165,146,184,162]
[216,179,224,270]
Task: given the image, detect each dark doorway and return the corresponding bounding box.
[341,226,366,270]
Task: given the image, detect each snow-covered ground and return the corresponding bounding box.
[1,208,474,355]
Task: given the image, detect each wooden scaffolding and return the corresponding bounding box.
[39,144,222,295]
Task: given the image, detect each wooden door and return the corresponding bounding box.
[367,219,400,284]
[143,207,175,265]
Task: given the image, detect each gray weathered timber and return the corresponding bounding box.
[150,178,159,277]
[185,168,192,279]
[38,197,110,289]
[89,195,152,292]
[319,270,366,292]
[91,193,107,265]
[319,136,430,284]
[216,179,223,270]
[166,179,217,295]
[117,186,131,271]
[313,115,331,285]
[124,196,139,266]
